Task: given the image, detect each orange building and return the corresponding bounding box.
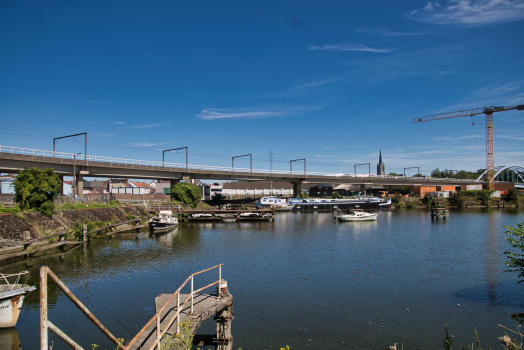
[436,186,456,192]
[411,186,437,197]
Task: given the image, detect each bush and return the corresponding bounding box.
[504,188,520,206]
[422,193,436,208]
[109,200,121,206]
[406,202,415,209]
[212,193,225,203]
[71,219,108,241]
[171,182,202,208]
[477,190,493,207]
[39,201,56,217]
[448,193,465,208]
[331,192,343,199]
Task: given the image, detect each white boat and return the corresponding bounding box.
[256,197,288,209]
[336,209,378,222]
[149,210,178,231]
[0,271,35,328]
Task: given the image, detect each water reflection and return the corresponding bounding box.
[2,209,523,350]
[0,328,22,350]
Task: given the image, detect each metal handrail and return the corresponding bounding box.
[40,265,122,350]
[125,263,224,350]
[1,144,480,182]
[40,264,225,349]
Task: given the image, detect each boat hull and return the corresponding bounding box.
[338,215,378,222]
[292,200,390,212]
[0,285,35,328]
[149,222,178,232]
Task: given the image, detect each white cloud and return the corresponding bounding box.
[356,27,428,36]
[308,43,393,53]
[197,106,322,120]
[407,0,524,26]
[129,123,164,129]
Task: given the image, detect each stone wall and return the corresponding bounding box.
[0,206,151,241]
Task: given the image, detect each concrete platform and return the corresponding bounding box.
[129,293,232,350]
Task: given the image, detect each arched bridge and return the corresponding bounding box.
[476,165,524,188]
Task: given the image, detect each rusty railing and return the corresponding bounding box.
[40,263,224,350]
[125,263,224,350]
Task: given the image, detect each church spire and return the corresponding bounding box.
[377,148,385,175]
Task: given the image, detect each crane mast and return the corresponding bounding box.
[414,104,524,190]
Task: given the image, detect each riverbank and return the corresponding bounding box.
[395,196,524,209]
[0,205,151,241]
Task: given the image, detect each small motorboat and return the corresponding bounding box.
[221,217,238,223]
[0,271,35,328]
[336,209,378,222]
[149,210,178,231]
[237,212,263,217]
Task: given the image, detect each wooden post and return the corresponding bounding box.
[82,224,87,242]
[23,231,30,241]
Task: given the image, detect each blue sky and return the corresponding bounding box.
[1,0,523,176]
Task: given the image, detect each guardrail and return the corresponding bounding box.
[126,263,224,350]
[40,264,224,350]
[1,144,478,182]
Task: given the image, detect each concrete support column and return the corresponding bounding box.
[292,181,301,198]
[216,305,233,350]
[59,175,64,195]
[169,179,179,199]
[76,175,84,199]
[360,184,366,196]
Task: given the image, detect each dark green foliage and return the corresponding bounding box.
[431,168,483,179]
[71,219,108,241]
[388,172,400,176]
[448,192,465,208]
[503,221,524,284]
[0,206,21,214]
[39,201,56,216]
[124,213,135,221]
[406,202,415,209]
[109,200,121,206]
[476,190,493,207]
[443,324,453,350]
[457,190,494,206]
[212,193,225,203]
[13,167,61,215]
[299,192,309,199]
[422,193,436,207]
[171,182,202,208]
[504,188,520,206]
[331,192,343,199]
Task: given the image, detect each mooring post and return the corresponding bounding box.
[40,266,48,350]
[82,224,87,242]
[23,231,30,241]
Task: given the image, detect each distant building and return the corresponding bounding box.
[377,149,385,176]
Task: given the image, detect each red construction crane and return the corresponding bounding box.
[413,104,524,190]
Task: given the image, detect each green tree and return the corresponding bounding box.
[448,192,465,208]
[13,167,61,216]
[503,221,524,284]
[477,190,493,207]
[431,168,441,177]
[211,193,225,204]
[299,191,309,199]
[422,193,436,207]
[331,191,342,199]
[504,187,520,207]
[171,182,202,208]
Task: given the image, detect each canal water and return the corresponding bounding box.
[4,208,524,349]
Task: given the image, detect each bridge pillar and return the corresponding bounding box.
[292,181,301,198]
[360,184,366,196]
[76,175,84,200]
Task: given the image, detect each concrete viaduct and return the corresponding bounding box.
[0,145,483,199]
